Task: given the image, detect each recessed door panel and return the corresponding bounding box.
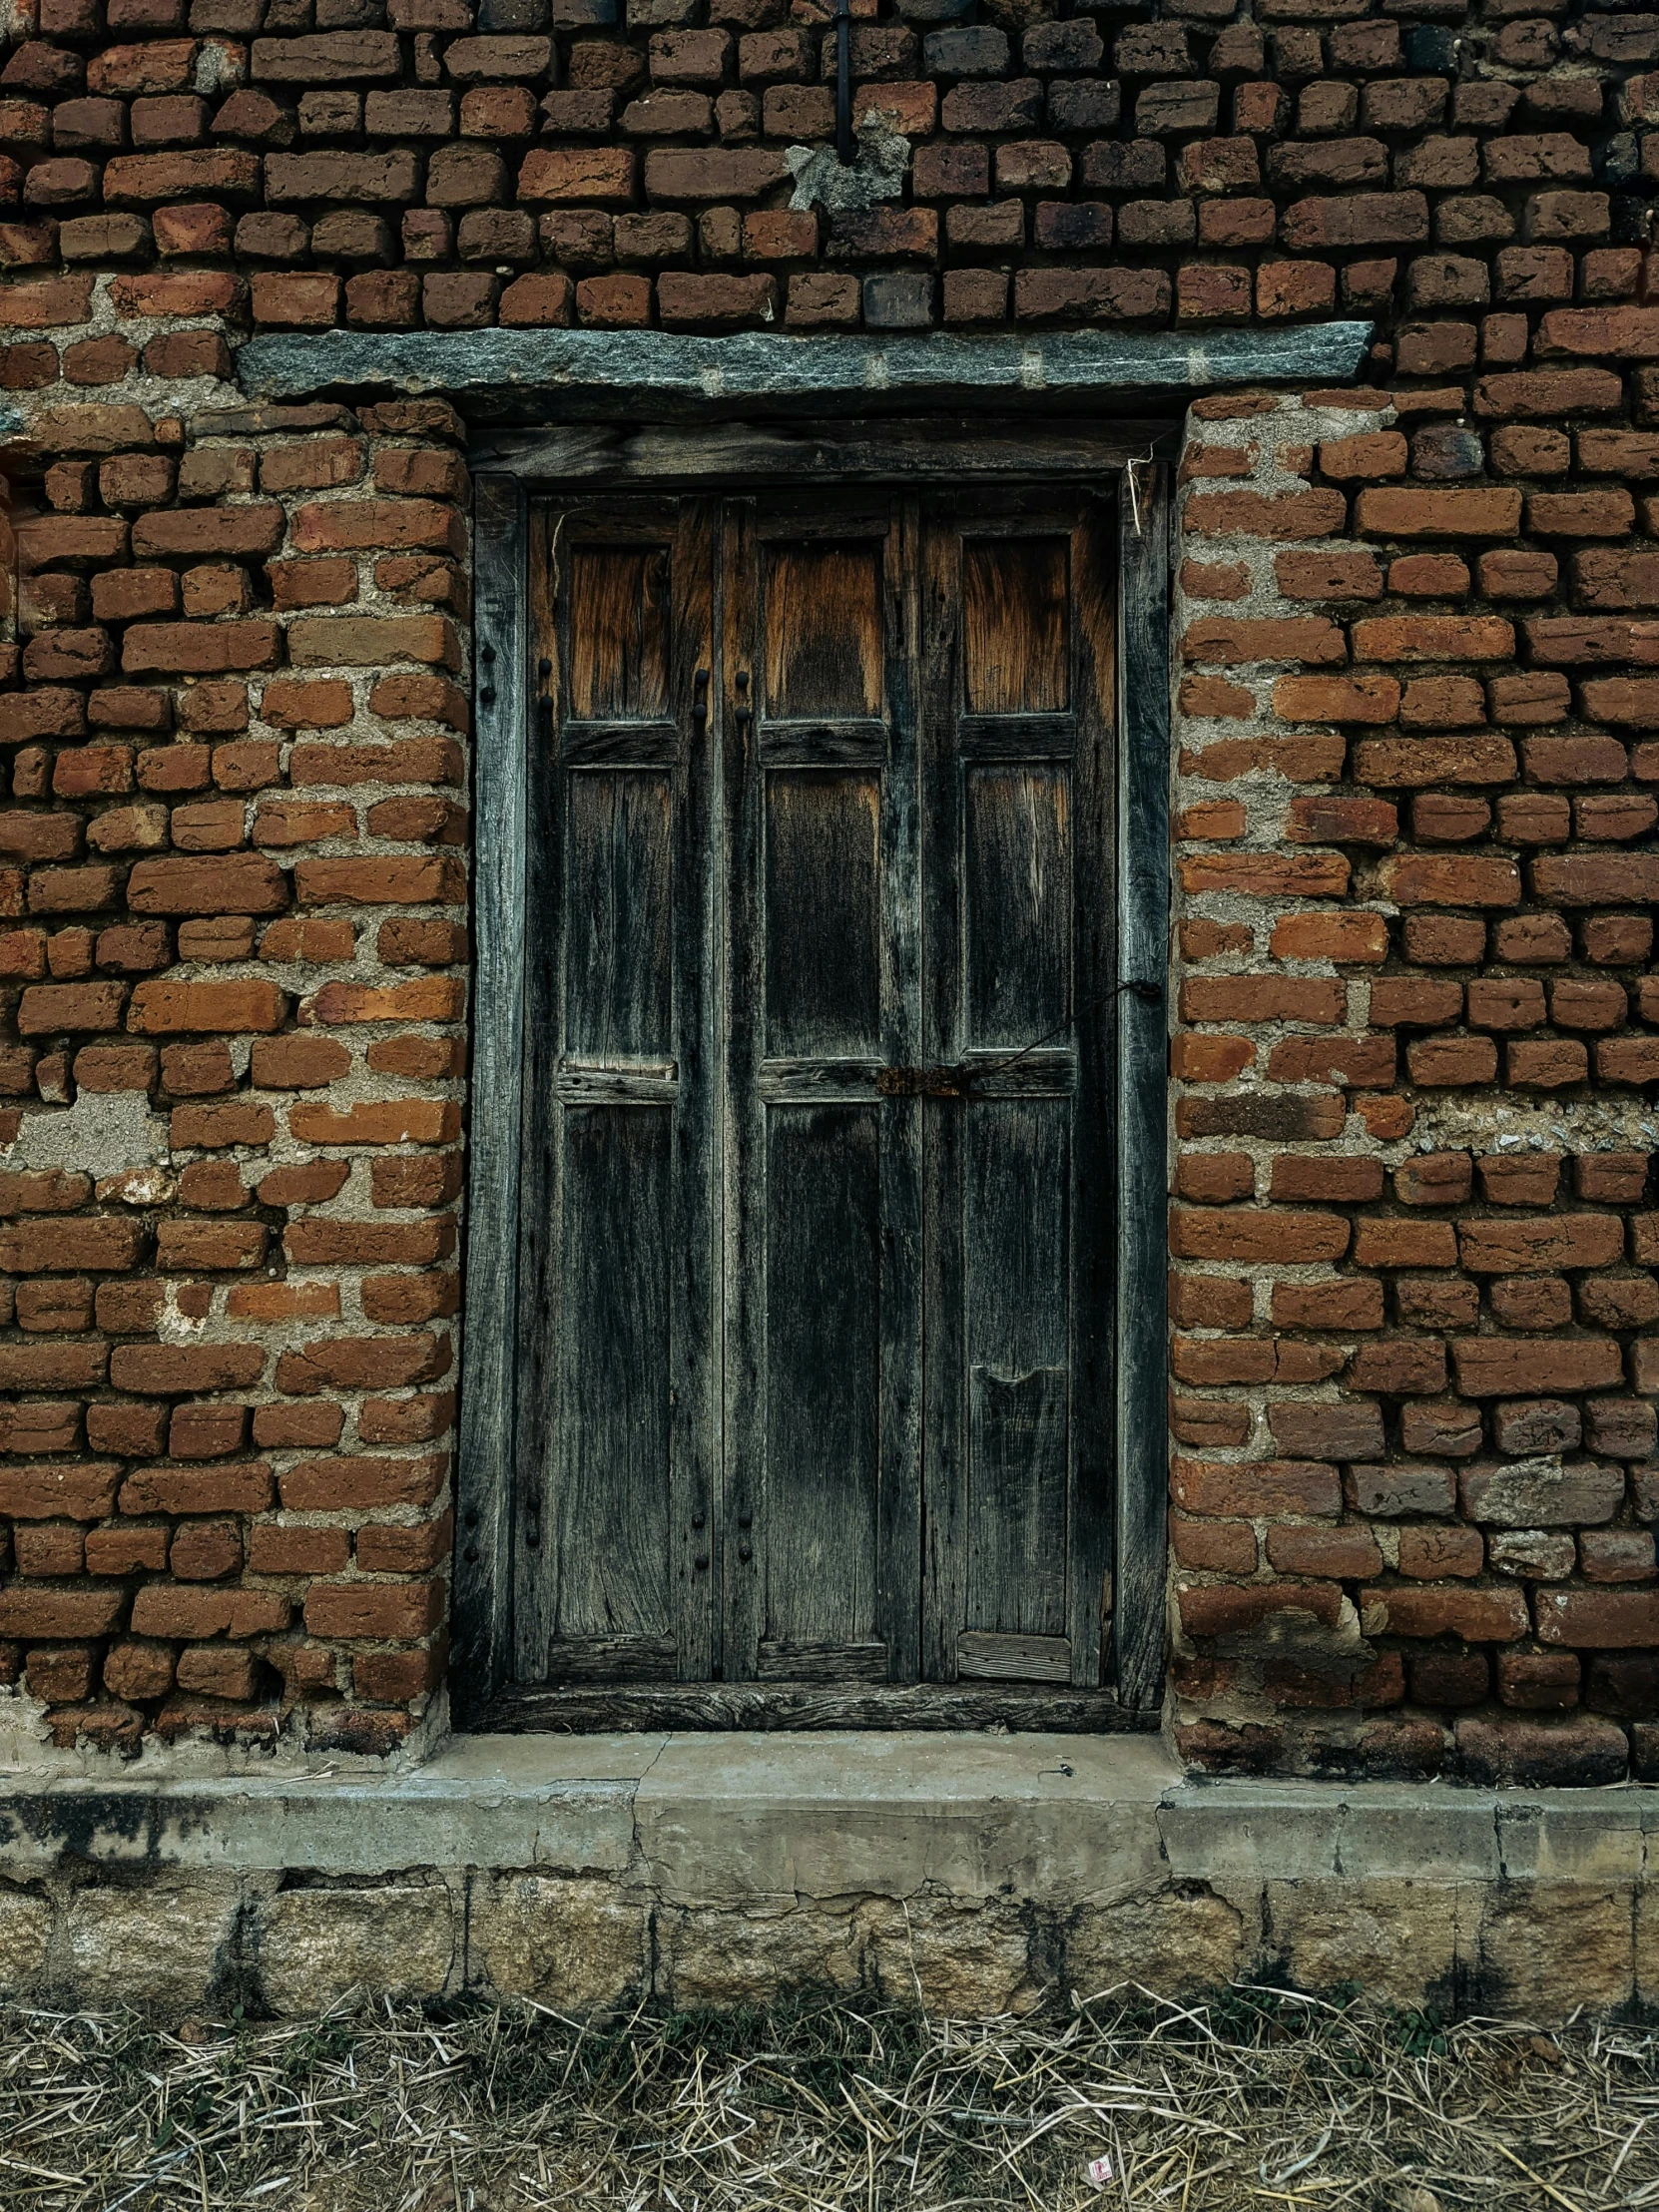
[565,771,673,1062]
[725,499,920,1684]
[569,545,671,721]
[963,766,1072,1053]
[764,1103,882,1648]
[518,500,715,1689]
[962,536,1069,715]
[764,770,882,1059]
[964,1101,1071,1639]
[764,542,883,721]
[922,499,1115,1690]
[553,1106,673,1644]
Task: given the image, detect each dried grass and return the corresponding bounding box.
[2,1983,1657,2212]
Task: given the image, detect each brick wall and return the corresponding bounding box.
[1169,380,1659,1786]
[0,0,1653,1770]
[0,388,468,1758]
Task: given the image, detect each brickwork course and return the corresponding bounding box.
[0,0,1654,1779]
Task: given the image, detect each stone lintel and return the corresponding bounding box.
[234,324,1377,419]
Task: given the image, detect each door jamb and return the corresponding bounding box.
[453,441,1172,1729]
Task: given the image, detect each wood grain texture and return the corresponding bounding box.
[1114,463,1171,1714]
[468,418,1179,486]
[725,494,921,1682]
[470,456,1166,1729]
[963,537,1069,715]
[453,470,528,1720]
[478,1682,1159,1733]
[516,496,718,1687]
[919,492,1118,1688]
[1064,500,1117,1692]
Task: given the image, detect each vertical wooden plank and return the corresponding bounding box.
[669,498,718,1682]
[765,1103,883,1639]
[877,494,922,1682]
[964,1098,1069,1636]
[725,498,922,1679]
[512,500,558,1682]
[454,470,528,1717]
[1068,501,1117,1690]
[918,510,964,1683]
[553,1106,674,1639]
[962,765,1071,1050]
[720,495,762,1679]
[1114,461,1171,1712]
[516,498,716,1688]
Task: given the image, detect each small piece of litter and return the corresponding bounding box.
[1086,2153,1115,2187]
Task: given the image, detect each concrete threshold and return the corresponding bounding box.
[0,1736,1655,2019]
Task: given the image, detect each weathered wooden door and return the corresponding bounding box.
[517,498,717,1687]
[721,495,923,1686]
[917,494,1116,1693]
[518,484,1115,1707]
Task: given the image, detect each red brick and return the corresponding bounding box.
[304,1578,445,1638]
[127,854,286,915]
[129,979,285,1033]
[279,1452,447,1510]
[1380,853,1521,906]
[1265,1525,1382,1578]
[0,1587,125,1638]
[1180,1582,1343,1637]
[1450,1338,1625,1395]
[1183,488,1347,541]
[1170,1208,1349,1264]
[1171,1457,1343,1518]
[1396,1524,1484,1579]
[0,1461,121,1519]
[1363,1585,1529,1641]
[129,1584,287,1638]
[1537,1590,1659,1649]
[1354,487,1522,539]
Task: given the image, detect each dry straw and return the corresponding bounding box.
[1,1982,1657,2211]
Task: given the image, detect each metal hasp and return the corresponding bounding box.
[834,0,852,165]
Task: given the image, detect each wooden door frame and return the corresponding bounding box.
[453,420,1175,1732]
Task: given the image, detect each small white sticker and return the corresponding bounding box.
[1085,2155,1114,2189]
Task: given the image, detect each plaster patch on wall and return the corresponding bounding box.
[1404,1096,1659,1158]
[787,113,910,213]
[2,1093,169,1177]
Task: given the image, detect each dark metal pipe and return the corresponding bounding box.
[835,0,853,165]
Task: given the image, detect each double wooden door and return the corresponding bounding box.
[515,485,1117,1706]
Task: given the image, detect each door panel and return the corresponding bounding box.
[518,483,1112,1703]
[763,1103,883,1652]
[563,772,674,1060]
[962,535,1069,715]
[921,496,1115,1690]
[724,496,922,1684]
[763,770,882,1058]
[963,766,1071,1051]
[964,1100,1070,1641]
[553,1106,673,1652]
[568,544,671,720]
[518,499,716,1687]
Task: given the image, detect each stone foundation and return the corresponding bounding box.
[1,1732,1654,2022]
